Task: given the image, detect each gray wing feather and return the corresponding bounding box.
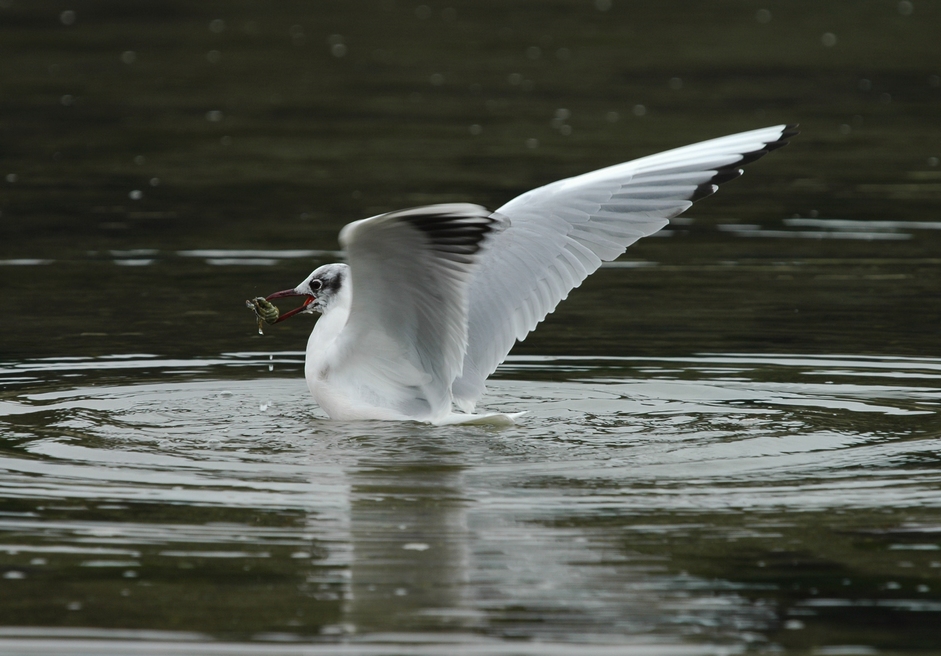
[451,124,797,411]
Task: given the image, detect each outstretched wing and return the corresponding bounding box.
[451,124,798,411]
[335,204,497,421]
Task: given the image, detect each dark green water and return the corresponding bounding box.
[2,1,941,654]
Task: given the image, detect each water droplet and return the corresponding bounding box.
[756,9,771,23]
[858,78,872,91]
[441,7,456,21]
[206,110,223,122]
[429,73,444,86]
[415,4,431,19]
[149,177,160,187]
[880,92,892,104]
[5,173,17,183]
[209,19,225,33]
[555,107,571,120]
[3,571,25,579]
[839,123,851,135]
[784,619,804,630]
[507,72,522,86]
[66,601,82,610]
[60,10,76,26]
[120,50,136,64]
[668,77,683,90]
[60,94,74,106]
[821,32,837,47]
[525,138,539,149]
[331,43,347,58]
[606,111,619,123]
[898,1,913,16]
[206,50,221,64]
[594,0,612,11]
[928,157,939,167]
[556,47,571,61]
[129,190,143,200]
[526,46,541,60]
[633,104,646,116]
[468,124,482,135]
[220,136,232,146]
[559,124,572,136]
[30,558,47,566]
[134,155,145,165]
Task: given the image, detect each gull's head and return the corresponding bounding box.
[264,263,348,322]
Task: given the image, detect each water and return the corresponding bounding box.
[2,1,941,654]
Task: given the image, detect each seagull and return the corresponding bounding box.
[255,124,797,424]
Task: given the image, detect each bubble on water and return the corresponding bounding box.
[429,73,443,86]
[606,111,619,123]
[898,1,913,16]
[928,157,939,167]
[507,73,522,86]
[669,77,683,90]
[209,19,225,33]
[60,10,76,26]
[555,108,571,120]
[120,50,136,64]
[129,190,143,200]
[859,78,872,91]
[525,138,539,149]
[134,155,145,165]
[839,123,851,135]
[206,110,223,122]
[468,124,482,136]
[821,32,837,47]
[402,543,430,551]
[633,104,646,116]
[756,9,771,23]
[66,601,82,610]
[331,43,347,58]
[560,125,572,136]
[60,94,74,106]
[6,174,17,183]
[880,92,892,104]
[149,177,160,186]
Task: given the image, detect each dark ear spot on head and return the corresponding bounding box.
[325,271,344,294]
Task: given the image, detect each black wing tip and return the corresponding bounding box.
[695,124,798,198]
[393,203,497,254]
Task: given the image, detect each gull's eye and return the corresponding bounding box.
[310,279,323,292]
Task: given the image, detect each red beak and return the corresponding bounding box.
[265,289,315,323]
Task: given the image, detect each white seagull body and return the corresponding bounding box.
[260,124,797,424]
